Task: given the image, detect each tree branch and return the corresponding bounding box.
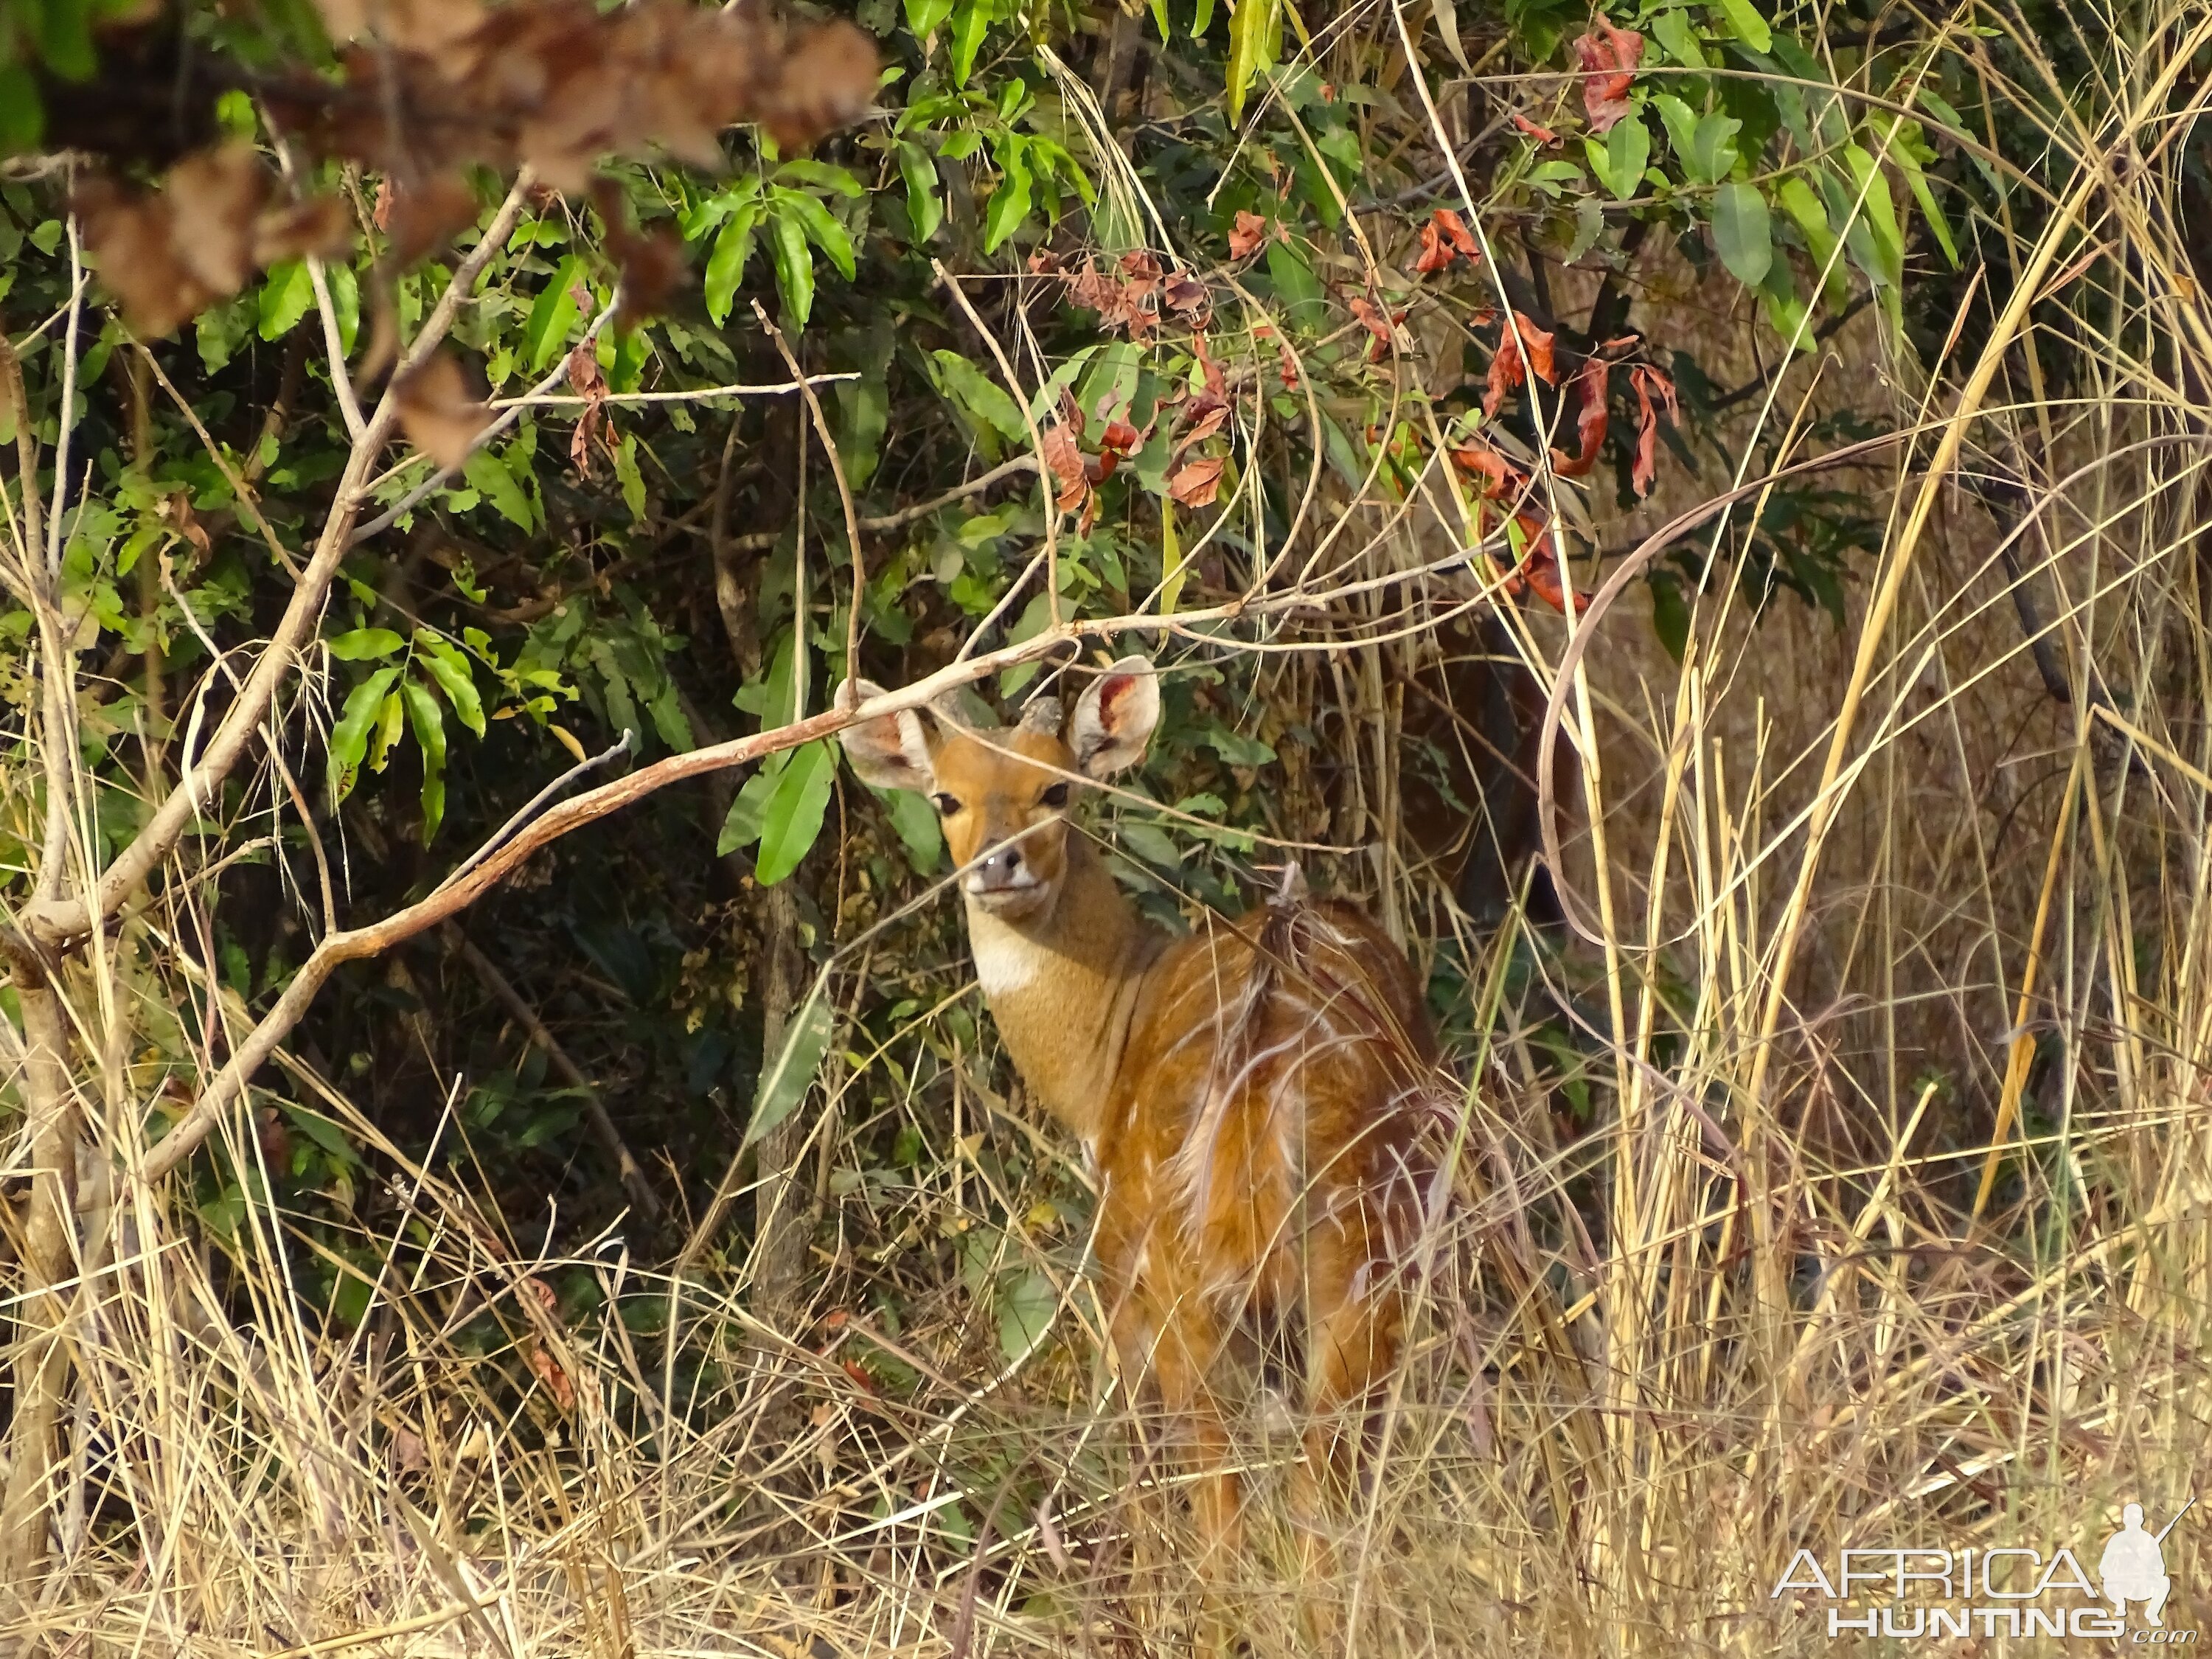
[15,180,535,955]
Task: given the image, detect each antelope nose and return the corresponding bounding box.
[967,841,1032,893]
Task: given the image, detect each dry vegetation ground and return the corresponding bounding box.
[10,13,2212,1659]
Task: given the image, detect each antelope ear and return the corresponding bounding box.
[838,682,937,793]
[1068,656,1160,778]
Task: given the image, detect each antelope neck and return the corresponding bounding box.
[962,836,1161,1144]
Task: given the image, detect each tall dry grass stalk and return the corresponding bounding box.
[4,0,2211,1652]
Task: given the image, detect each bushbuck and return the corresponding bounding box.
[838,655,1455,1619]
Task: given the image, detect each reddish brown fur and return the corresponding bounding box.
[840,660,1451,1624]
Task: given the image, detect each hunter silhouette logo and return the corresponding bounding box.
[1773,1495,2198,1641]
[2103,1500,2192,1629]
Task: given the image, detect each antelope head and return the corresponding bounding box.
[839,656,1161,925]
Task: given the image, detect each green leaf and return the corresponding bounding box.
[1203,721,1276,766]
[1192,0,1216,32]
[1227,0,1279,123]
[776,189,857,281]
[950,0,993,83]
[327,627,403,661]
[768,213,815,327]
[1888,134,1960,269]
[755,740,836,885]
[1652,94,1700,170]
[368,688,406,773]
[1149,0,1171,40]
[1265,238,1326,331]
[996,1267,1057,1363]
[1777,174,1845,305]
[257,260,315,341]
[402,678,448,843]
[414,633,486,737]
[524,256,584,373]
[1756,249,1807,341]
[897,141,944,244]
[463,447,535,531]
[37,0,98,80]
[905,0,956,38]
[327,260,360,355]
[703,202,761,327]
[613,431,647,521]
[1711,181,1772,285]
[745,978,835,1146]
[0,68,44,153]
[882,787,943,874]
[931,350,1027,442]
[1649,9,1708,67]
[776,160,865,197]
[1688,111,1742,184]
[1587,114,1651,201]
[717,767,779,853]
[327,667,401,805]
[982,144,1032,253]
[1712,0,1770,52]
[1840,143,1905,289]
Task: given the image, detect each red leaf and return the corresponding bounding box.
[1192,330,1226,397]
[1414,219,1452,275]
[1178,400,1229,453]
[1514,312,1557,384]
[1484,336,1526,418]
[841,1358,882,1396]
[1510,110,1559,145]
[1549,358,1610,477]
[526,1341,576,1413]
[1040,425,1088,511]
[1436,208,1480,261]
[1349,295,1402,361]
[1168,454,1225,508]
[1164,273,1209,316]
[1573,21,1644,133]
[393,352,492,471]
[1512,517,1587,614]
[1101,417,1142,456]
[1629,363,1679,497]
[1229,210,1270,259]
[1450,442,1520,498]
[1413,209,1479,277]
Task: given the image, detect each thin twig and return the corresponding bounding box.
[445,923,662,1224]
[935,262,1062,630]
[753,302,866,699]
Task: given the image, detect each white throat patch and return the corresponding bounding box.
[967,913,1043,998]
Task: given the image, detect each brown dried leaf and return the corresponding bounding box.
[1573,21,1644,133]
[394,352,493,470]
[1629,363,1678,497]
[1168,454,1225,509]
[752,20,882,153]
[253,194,355,266]
[525,1340,577,1412]
[166,142,267,297]
[1040,425,1087,512]
[1228,210,1270,260]
[1549,358,1610,478]
[383,173,480,265]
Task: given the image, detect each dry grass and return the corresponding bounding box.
[9,0,2212,1654]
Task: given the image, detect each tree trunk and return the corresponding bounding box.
[749,883,810,1327]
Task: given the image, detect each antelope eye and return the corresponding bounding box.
[931,793,962,815]
[1039,782,1071,810]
